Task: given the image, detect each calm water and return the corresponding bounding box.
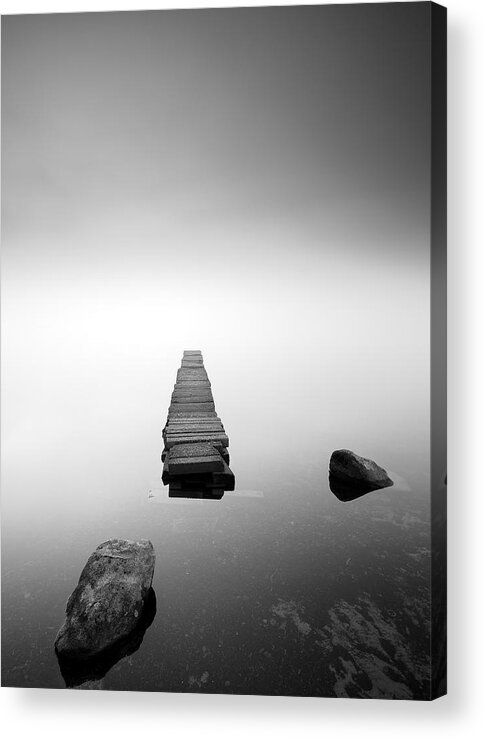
[1,450,431,698]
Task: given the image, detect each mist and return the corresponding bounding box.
[2,6,431,534]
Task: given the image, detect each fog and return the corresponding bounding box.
[2,4,430,532]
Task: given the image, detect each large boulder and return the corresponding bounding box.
[55,539,155,660]
[329,449,393,491]
[57,589,157,688]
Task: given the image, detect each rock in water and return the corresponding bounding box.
[55,539,155,659]
[329,480,377,502]
[329,449,393,490]
[57,588,157,688]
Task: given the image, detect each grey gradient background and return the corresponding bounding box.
[2,4,431,532]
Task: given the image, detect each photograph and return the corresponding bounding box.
[1,2,446,699]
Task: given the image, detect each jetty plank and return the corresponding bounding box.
[162,351,234,498]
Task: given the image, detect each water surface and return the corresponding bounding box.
[2,451,430,698]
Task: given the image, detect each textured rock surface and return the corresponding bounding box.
[329,449,393,490]
[55,539,155,659]
[57,588,157,688]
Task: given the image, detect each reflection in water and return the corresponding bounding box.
[328,474,394,502]
[168,471,236,500]
[56,588,157,688]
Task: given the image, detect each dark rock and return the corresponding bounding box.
[55,539,155,660]
[329,449,393,491]
[56,588,157,688]
[329,477,377,502]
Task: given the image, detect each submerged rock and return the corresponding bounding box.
[57,588,157,688]
[55,539,155,660]
[329,479,376,502]
[329,449,393,491]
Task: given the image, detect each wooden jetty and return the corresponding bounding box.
[162,351,235,499]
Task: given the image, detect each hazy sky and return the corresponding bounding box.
[1,5,432,528]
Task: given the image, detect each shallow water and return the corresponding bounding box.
[1,453,430,698]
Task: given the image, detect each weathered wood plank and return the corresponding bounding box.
[162,351,234,498]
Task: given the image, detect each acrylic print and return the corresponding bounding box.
[1,3,447,698]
